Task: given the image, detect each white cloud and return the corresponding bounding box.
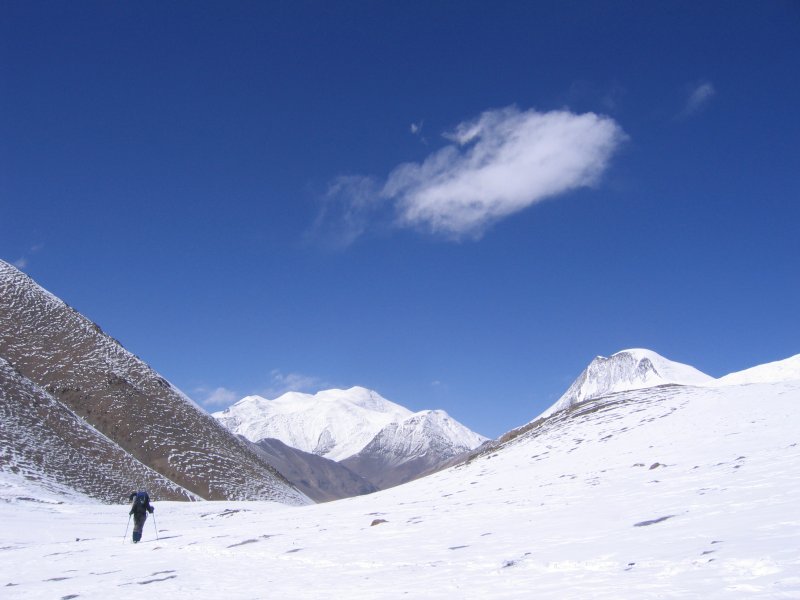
[264,370,324,398]
[195,372,325,408]
[13,257,28,269]
[196,386,239,408]
[681,81,716,117]
[314,106,625,243]
[385,107,625,237]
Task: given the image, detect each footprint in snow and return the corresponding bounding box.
[633,515,675,527]
[227,539,259,548]
[134,575,178,585]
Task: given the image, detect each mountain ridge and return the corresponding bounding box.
[215,387,413,461]
[0,259,309,504]
[214,387,487,490]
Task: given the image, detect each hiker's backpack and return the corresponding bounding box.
[133,490,149,512]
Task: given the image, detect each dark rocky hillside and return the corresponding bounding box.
[0,260,308,504]
[250,438,377,502]
[0,357,195,502]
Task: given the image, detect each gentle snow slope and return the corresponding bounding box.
[2,370,798,598]
[715,353,800,386]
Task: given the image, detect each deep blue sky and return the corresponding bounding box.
[2,2,799,438]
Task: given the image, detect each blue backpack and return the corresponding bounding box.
[133,490,149,511]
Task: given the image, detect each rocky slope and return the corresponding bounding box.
[0,357,195,503]
[0,260,308,504]
[249,437,377,503]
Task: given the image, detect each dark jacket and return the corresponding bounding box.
[128,491,154,517]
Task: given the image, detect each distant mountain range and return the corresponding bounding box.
[213,388,488,492]
[2,258,797,510]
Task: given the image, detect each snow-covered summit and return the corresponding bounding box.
[385,409,487,461]
[355,409,486,468]
[214,386,488,489]
[539,348,714,418]
[338,408,488,489]
[715,353,800,386]
[214,387,414,462]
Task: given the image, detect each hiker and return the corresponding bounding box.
[128,490,155,543]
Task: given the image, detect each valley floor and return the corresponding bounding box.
[2,382,800,598]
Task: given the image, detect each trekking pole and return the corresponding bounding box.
[152,511,159,540]
[123,514,131,544]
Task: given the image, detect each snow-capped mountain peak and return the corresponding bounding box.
[214,387,487,490]
[338,408,488,489]
[214,387,413,462]
[539,348,714,418]
[362,409,487,466]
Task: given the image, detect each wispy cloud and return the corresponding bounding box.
[195,386,239,408]
[13,243,44,270]
[307,175,385,249]
[680,81,716,118]
[264,370,324,398]
[312,106,625,243]
[194,371,325,409]
[410,119,428,145]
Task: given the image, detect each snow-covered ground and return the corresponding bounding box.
[3,377,799,598]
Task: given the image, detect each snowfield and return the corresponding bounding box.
[2,376,799,598]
